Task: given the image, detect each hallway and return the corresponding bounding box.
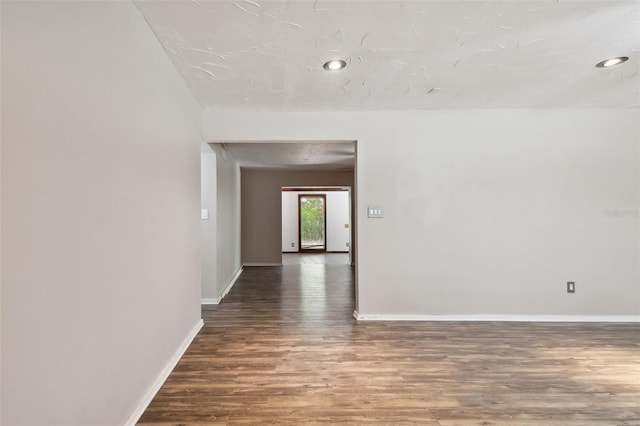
[138,264,640,424]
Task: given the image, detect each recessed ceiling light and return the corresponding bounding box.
[596,56,629,68]
[323,59,347,71]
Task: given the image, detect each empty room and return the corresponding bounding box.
[1,1,639,425]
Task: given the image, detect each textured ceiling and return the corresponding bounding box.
[221,141,355,170]
[136,0,639,111]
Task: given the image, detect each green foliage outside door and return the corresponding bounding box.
[299,195,325,250]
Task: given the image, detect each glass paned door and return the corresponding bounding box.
[299,194,326,251]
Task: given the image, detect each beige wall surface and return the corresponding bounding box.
[206,109,640,318]
[1,2,202,424]
[201,144,218,300]
[241,169,355,265]
[213,145,242,296]
[201,143,241,302]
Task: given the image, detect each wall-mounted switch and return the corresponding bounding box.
[567,281,575,293]
[368,206,384,218]
[291,242,295,247]
[201,209,209,220]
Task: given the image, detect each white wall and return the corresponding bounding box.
[282,192,299,252]
[1,2,202,424]
[201,144,241,303]
[281,191,350,252]
[214,144,242,297]
[201,144,218,301]
[0,3,4,421]
[327,191,351,252]
[205,109,640,318]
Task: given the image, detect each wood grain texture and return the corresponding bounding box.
[138,264,640,425]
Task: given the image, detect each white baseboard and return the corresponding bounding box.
[219,267,242,301]
[353,311,640,323]
[201,267,243,305]
[243,262,282,267]
[123,318,204,426]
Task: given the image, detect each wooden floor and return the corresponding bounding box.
[139,264,640,425]
[282,252,350,265]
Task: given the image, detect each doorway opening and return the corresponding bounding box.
[205,140,358,314]
[299,194,326,252]
[282,186,352,265]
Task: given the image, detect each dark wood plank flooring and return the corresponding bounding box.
[139,264,640,425]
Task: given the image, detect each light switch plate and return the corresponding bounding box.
[368,206,384,218]
[201,209,209,220]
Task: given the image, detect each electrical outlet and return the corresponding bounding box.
[346,242,350,247]
[291,242,295,247]
[567,281,575,293]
